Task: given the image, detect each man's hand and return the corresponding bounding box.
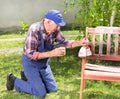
[80,38,89,46]
[52,47,66,57]
[36,47,66,60]
[70,38,88,48]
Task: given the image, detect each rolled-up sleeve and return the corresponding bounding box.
[56,31,74,48]
[24,25,40,60]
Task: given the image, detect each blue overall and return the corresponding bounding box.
[14,29,57,97]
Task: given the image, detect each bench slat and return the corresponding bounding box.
[85,63,120,73]
[85,70,120,82]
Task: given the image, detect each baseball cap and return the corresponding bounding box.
[45,9,66,26]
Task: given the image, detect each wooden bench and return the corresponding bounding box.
[79,26,120,99]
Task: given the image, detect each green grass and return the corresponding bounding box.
[0,31,26,39]
[0,31,120,99]
[0,30,79,39]
[0,41,24,48]
[62,30,80,35]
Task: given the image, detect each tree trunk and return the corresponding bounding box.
[110,0,117,26]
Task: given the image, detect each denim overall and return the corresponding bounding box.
[14,29,57,97]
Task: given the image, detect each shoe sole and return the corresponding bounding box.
[6,73,14,91]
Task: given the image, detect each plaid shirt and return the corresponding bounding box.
[23,20,73,60]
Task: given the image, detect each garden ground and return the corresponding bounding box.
[0,31,120,99]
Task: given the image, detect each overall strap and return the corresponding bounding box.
[39,28,44,50]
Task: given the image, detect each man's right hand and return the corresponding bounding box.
[36,47,66,60]
[52,47,66,57]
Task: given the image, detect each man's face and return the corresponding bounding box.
[48,20,60,34]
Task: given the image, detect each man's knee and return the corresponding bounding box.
[32,86,47,98]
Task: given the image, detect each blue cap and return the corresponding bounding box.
[45,10,66,26]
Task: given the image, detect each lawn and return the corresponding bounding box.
[0,30,120,99]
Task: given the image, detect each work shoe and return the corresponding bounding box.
[6,73,16,91]
[21,70,27,81]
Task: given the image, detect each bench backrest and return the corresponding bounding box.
[86,26,120,61]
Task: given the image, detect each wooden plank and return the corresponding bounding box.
[99,34,103,54]
[84,70,120,82]
[107,34,111,55]
[114,34,119,55]
[86,54,120,61]
[85,63,120,73]
[92,32,95,54]
[95,27,120,34]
